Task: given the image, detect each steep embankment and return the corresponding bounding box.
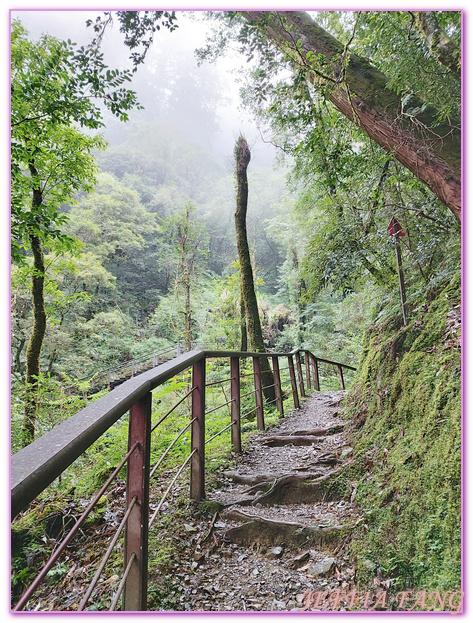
[343,272,461,593]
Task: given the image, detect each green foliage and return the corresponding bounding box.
[218,9,461,309]
[11,373,92,454]
[10,18,145,262]
[86,11,178,70]
[346,11,461,123]
[344,270,461,592]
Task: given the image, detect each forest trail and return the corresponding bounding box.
[168,391,363,612]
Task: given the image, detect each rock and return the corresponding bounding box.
[288,551,310,568]
[307,558,336,577]
[266,546,283,560]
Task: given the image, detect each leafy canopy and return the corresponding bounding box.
[10,19,146,262]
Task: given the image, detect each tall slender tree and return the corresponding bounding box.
[234,136,275,403]
[170,203,208,352]
[11,21,144,444]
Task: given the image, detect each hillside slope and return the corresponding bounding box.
[343,271,461,593]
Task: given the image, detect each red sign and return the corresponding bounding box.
[387,217,405,237]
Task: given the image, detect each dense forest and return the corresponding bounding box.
[11,9,461,609]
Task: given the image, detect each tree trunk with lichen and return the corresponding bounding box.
[413,11,461,78]
[234,136,275,403]
[241,10,461,222]
[239,280,248,352]
[22,168,46,446]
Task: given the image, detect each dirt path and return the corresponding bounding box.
[164,391,362,612]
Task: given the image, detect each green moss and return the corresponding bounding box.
[343,271,461,593]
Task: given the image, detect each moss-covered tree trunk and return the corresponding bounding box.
[234,137,275,403]
[242,11,461,221]
[240,280,248,352]
[413,11,461,78]
[22,168,46,446]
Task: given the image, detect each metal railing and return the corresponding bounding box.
[63,345,178,396]
[11,348,356,612]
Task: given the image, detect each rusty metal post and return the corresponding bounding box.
[190,358,206,501]
[288,355,300,409]
[252,357,265,430]
[123,391,152,611]
[310,354,320,392]
[272,356,284,416]
[337,364,346,390]
[295,351,306,398]
[230,357,242,453]
[304,351,311,390]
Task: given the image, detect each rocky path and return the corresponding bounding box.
[170,390,362,612]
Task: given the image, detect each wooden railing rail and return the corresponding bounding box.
[11,348,355,612]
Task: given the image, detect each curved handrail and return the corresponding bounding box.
[11,348,354,519]
[11,349,202,519]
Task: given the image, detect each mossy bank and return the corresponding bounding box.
[343,271,461,593]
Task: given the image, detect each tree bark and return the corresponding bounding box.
[413,11,461,78]
[234,136,275,403]
[176,206,196,352]
[241,11,461,222]
[23,233,46,446]
[22,162,47,446]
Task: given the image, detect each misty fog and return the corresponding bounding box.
[11,9,277,167]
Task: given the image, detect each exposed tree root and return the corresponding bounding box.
[223,471,276,486]
[224,468,327,489]
[288,424,346,437]
[250,468,346,506]
[222,509,347,548]
[242,471,327,495]
[220,466,347,507]
[259,435,326,447]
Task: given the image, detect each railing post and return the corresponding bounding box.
[295,351,306,398]
[253,356,265,430]
[230,357,242,453]
[337,364,346,390]
[190,357,206,501]
[304,351,311,390]
[310,355,320,391]
[288,355,300,409]
[123,391,152,612]
[272,356,284,416]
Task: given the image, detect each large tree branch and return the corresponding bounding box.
[413,11,461,78]
[241,11,461,222]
